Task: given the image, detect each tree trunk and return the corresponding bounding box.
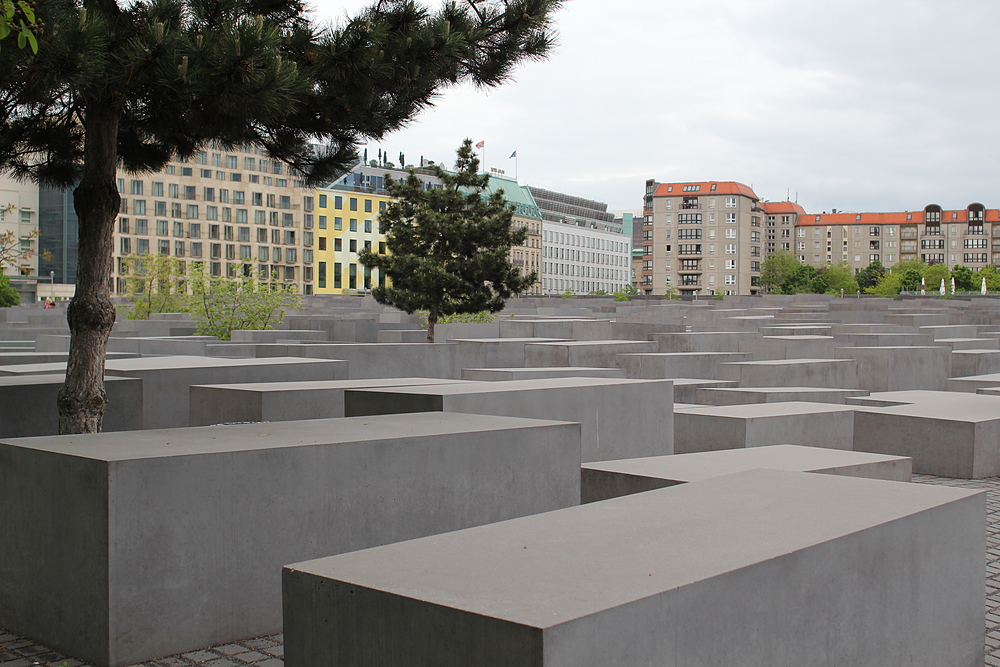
[426,307,437,343]
[58,103,119,434]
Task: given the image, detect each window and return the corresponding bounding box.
[678,229,701,239]
[349,219,357,232]
[682,185,700,192]
[364,219,372,233]
[334,238,342,251]
[158,240,170,256]
[190,242,202,258]
[725,244,737,254]
[120,237,131,254]
[678,213,701,224]
[349,198,357,211]
[725,213,736,224]
[870,227,880,236]
[137,238,149,254]
[334,217,343,230]
[364,199,372,213]
[349,239,357,252]
[965,253,988,263]
[966,238,989,249]
[725,197,737,208]
[725,259,736,270]
[725,275,736,285]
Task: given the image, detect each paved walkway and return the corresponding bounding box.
[2,474,999,667]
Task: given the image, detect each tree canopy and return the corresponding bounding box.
[358,139,536,342]
[0,0,563,432]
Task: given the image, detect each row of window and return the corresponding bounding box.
[318,217,375,233]
[543,262,626,280]
[662,213,740,224]
[117,219,308,245]
[316,261,381,291]
[116,239,312,264]
[543,228,629,252]
[318,193,386,214]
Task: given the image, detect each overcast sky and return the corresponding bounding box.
[308,0,1000,215]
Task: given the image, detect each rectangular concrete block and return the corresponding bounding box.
[189,378,471,425]
[581,444,912,503]
[103,356,349,429]
[616,351,748,380]
[695,386,869,406]
[344,377,673,462]
[854,401,1000,478]
[258,342,461,379]
[453,337,568,369]
[835,346,951,391]
[0,374,142,437]
[0,412,581,667]
[674,402,857,454]
[461,367,625,381]
[525,340,657,368]
[951,349,1000,377]
[283,469,984,667]
[650,331,760,353]
[718,358,859,388]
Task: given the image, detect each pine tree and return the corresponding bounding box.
[359,139,536,343]
[0,0,562,433]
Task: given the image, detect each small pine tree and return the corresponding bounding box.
[359,139,537,342]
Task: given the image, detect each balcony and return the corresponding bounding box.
[901,228,918,239]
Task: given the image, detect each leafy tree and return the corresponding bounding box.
[952,265,975,292]
[0,271,18,306]
[0,0,562,433]
[867,258,927,295]
[822,262,859,295]
[358,139,537,343]
[980,265,1000,291]
[922,262,950,289]
[855,260,885,290]
[613,284,637,301]
[0,0,38,53]
[186,262,301,340]
[900,268,924,291]
[121,254,187,320]
[760,250,801,292]
[780,263,816,294]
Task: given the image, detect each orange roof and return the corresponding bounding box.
[760,201,806,215]
[653,181,758,199]
[797,209,1000,226]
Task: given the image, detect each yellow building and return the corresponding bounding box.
[314,185,392,293]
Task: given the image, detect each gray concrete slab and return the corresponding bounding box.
[834,346,952,391]
[525,340,658,368]
[616,351,748,380]
[670,378,739,403]
[718,358,860,388]
[0,374,142,436]
[581,444,912,503]
[103,356,349,429]
[256,341,462,379]
[951,349,1000,377]
[344,377,673,462]
[189,377,472,425]
[674,401,857,454]
[649,331,759,353]
[695,386,869,405]
[461,367,626,381]
[452,337,569,369]
[0,412,581,667]
[283,469,984,667]
[854,398,1000,478]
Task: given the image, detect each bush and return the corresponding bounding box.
[0,273,18,307]
[186,263,302,340]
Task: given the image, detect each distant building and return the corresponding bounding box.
[0,175,41,302]
[529,187,631,294]
[642,180,779,296]
[796,203,996,272]
[316,162,542,295]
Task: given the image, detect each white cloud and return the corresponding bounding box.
[308,0,1000,214]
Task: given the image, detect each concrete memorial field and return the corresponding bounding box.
[0,293,998,666]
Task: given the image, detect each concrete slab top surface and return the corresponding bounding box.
[719,358,853,367]
[857,400,1000,422]
[526,339,654,347]
[759,335,834,341]
[0,373,135,386]
[104,355,337,371]
[287,469,979,628]
[190,378,470,392]
[584,445,911,482]
[449,338,570,343]
[617,351,747,357]
[0,412,577,461]
[674,401,859,417]
[704,386,863,395]
[348,377,672,396]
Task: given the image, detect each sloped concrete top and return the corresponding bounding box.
[675,401,858,417]
[585,445,909,482]
[191,378,469,393]
[287,469,979,628]
[350,377,670,396]
[0,412,576,461]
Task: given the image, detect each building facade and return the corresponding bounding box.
[641,180,770,296]
[796,204,998,272]
[0,175,41,302]
[316,163,542,295]
[529,187,631,295]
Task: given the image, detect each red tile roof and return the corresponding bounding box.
[797,209,1000,226]
[653,181,758,199]
[760,201,806,215]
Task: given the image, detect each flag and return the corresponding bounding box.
[509,150,517,159]
[475,140,485,148]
